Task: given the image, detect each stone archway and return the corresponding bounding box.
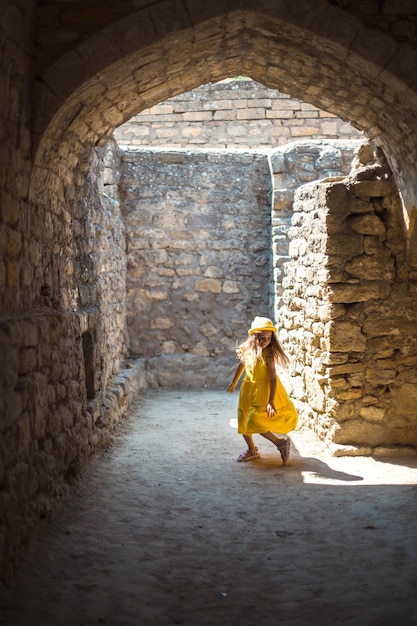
[27,2,417,448]
[3,0,417,581]
[31,3,417,229]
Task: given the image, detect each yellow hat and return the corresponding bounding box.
[248,316,277,335]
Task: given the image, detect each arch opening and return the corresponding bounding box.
[3,0,417,582]
[27,8,417,449]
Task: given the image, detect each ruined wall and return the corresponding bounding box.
[0,141,146,581]
[0,0,35,314]
[279,145,417,454]
[114,79,361,149]
[73,141,129,416]
[118,141,360,388]
[119,148,273,386]
[269,140,360,316]
[2,0,417,584]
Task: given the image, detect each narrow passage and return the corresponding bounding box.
[1,390,417,626]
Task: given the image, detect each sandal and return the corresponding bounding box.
[237,447,260,462]
[277,438,290,465]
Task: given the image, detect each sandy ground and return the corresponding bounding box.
[1,388,417,626]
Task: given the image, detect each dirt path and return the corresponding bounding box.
[1,389,417,626]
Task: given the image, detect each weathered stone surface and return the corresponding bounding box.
[348,213,386,235]
[325,321,367,352]
[279,148,417,453]
[115,79,361,149]
[350,180,395,198]
[345,252,395,280]
[2,0,417,584]
[360,405,386,422]
[326,235,364,256]
[333,420,389,446]
[120,149,271,357]
[326,283,381,303]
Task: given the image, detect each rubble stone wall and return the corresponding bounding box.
[119,148,273,386]
[269,140,361,316]
[118,141,360,387]
[279,146,417,454]
[0,141,146,581]
[114,79,361,149]
[73,141,128,411]
[2,0,417,583]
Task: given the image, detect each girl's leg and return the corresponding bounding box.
[243,434,257,452]
[260,431,290,464]
[260,431,284,446]
[236,434,260,462]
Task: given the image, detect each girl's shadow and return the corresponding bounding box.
[253,444,364,482]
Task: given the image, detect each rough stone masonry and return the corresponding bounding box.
[2,0,417,584]
[279,144,417,454]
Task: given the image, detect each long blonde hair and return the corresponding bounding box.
[236,332,289,372]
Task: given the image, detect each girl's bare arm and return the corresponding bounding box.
[227,363,245,392]
[266,354,277,416]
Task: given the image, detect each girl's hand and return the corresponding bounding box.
[227,384,235,393]
[267,403,276,417]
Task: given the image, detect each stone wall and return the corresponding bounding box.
[0,0,35,314]
[269,140,361,316]
[279,144,417,454]
[73,141,128,414]
[119,148,273,386]
[0,141,146,581]
[114,79,361,149]
[0,297,147,578]
[118,140,360,387]
[2,0,417,584]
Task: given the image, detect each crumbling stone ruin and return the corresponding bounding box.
[1,0,417,581]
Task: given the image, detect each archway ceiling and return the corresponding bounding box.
[31,2,417,257]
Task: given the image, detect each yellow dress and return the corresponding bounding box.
[238,350,298,435]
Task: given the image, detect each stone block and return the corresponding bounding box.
[333,388,363,401]
[6,228,22,258]
[329,363,365,376]
[19,348,37,374]
[195,278,222,293]
[28,372,49,439]
[237,108,265,120]
[305,367,326,411]
[4,391,23,429]
[333,420,388,446]
[6,260,19,287]
[222,280,240,294]
[365,363,397,386]
[360,405,386,422]
[147,103,173,115]
[388,382,417,416]
[348,196,374,214]
[363,317,414,337]
[345,252,394,280]
[348,213,386,235]
[291,126,319,137]
[183,111,212,122]
[317,302,344,322]
[0,193,20,225]
[273,188,293,210]
[327,282,381,303]
[326,235,363,256]
[17,413,31,454]
[325,320,366,352]
[350,180,395,197]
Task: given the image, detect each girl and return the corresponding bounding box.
[227,316,298,464]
